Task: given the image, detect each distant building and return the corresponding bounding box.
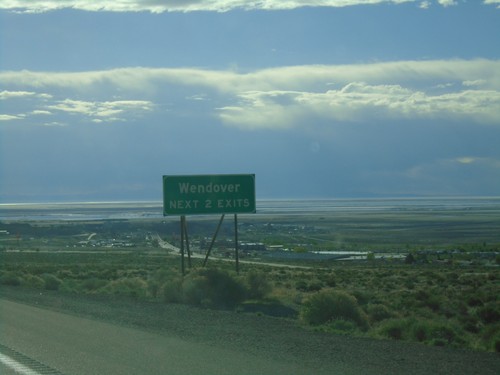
[268,245,284,251]
[239,242,267,251]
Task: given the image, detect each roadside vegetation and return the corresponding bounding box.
[1,250,498,353]
[1,207,499,352]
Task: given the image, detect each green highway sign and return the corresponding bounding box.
[163,174,256,215]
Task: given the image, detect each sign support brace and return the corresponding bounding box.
[203,214,225,267]
[200,214,240,274]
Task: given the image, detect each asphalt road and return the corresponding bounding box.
[2,293,499,375]
[0,299,313,375]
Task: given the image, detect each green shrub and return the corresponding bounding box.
[367,303,395,323]
[59,279,80,294]
[182,274,209,306]
[245,270,272,299]
[300,289,369,330]
[477,302,500,324]
[82,277,107,292]
[23,274,45,289]
[415,288,442,312]
[325,274,336,287]
[478,323,500,352]
[148,268,176,299]
[326,319,358,334]
[162,279,183,303]
[376,319,407,340]
[425,321,465,347]
[42,274,62,291]
[0,271,22,286]
[307,281,324,292]
[351,289,371,306]
[181,268,246,309]
[240,300,298,318]
[458,313,480,333]
[101,277,148,298]
[376,318,466,347]
[295,280,309,291]
[294,279,323,292]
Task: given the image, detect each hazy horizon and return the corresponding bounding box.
[2,194,500,206]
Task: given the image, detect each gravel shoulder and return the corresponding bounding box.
[1,286,498,375]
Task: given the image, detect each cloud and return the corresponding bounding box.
[462,80,487,87]
[41,121,67,127]
[0,89,153,124]
[437,0,457,6]
[31,110,52,115]
[1,59,499,129]
[218,84,500,129]
[0,114,24,121]
[0,90,52,100]
[456,157,476,164]
[2,59,499,92]
[0,68,236,95]
[0,0,492,13]
[483,0,500,7]
[46,99,154,122]
[218,90,306,129]
[453,156,500,168]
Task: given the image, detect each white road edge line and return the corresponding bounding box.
[0,352,42,375]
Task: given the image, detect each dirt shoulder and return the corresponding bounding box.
[1,286,498,375]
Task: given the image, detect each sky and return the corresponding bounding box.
[1,0,499,203]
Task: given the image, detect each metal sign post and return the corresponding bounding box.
[234,214,239,274]
[163,174,255,275]
[179,215,193,275]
